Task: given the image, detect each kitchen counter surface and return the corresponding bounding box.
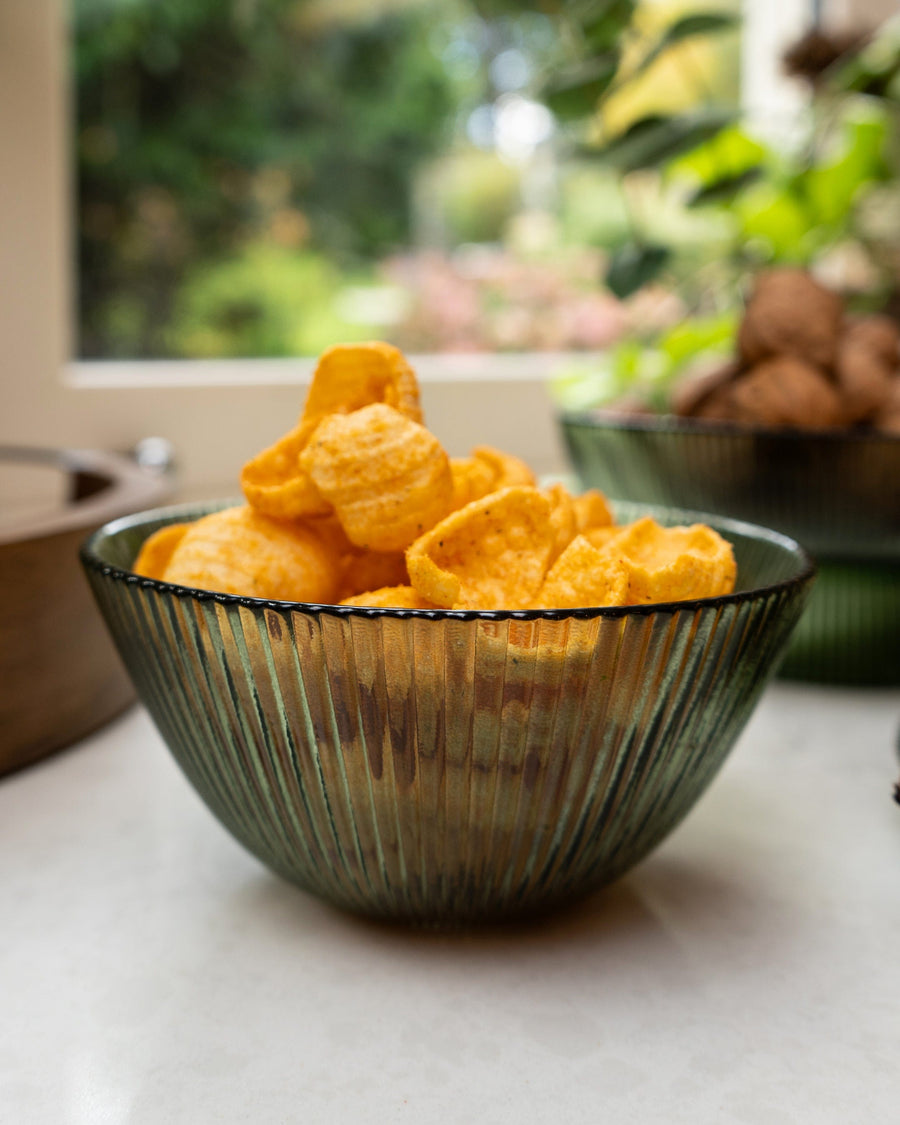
[2,683,898,1124]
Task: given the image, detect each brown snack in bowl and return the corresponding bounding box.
[738,269,843,370]
[672,361,741,419]
[834,338,896,423]
[844,315,900,368]
[728,357,845,429]
[694,383,739,423]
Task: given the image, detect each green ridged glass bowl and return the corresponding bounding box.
[82,500,813,925]
[561,413,900,686]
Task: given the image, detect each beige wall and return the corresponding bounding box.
[0,2,70,418]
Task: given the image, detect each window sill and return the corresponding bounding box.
[67,352,586,390]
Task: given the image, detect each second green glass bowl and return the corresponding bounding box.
[82,500,813,925]
[561,412,900,686]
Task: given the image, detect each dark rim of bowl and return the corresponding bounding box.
[559,409,900,446]
[80,499,817,623]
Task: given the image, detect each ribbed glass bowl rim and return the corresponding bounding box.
[559,408,900,448]
[81,499,816,623]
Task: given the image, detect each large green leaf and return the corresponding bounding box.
[569,0,636,50]
[670,125,767,184]
[544,53,620,120]
[801,111,889,228]
[688,166,763,206]
[735,183,813,261]
[629,11,739,82]
[587,110,735,173]
[826,28,900,97]
[605,242,670,297]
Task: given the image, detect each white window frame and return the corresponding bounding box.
[2,0,819,496]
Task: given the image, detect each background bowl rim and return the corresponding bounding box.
[80,498,816,623]
[0,444,171,547]
[558,409,900,447]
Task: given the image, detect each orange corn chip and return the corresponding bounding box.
[163,506,340,603]
[242,341,422,520]
[544,482,578,565]
[340,585,437,609]
[133,523,191,580]
[472,445,536,489]
[584,525,619,550]
[572,489,614,533]
[240,422,330,520]
[304,511,356,557]
[300,403,454,552]
[533,535,629,609]
[341,549,409,599]
[406,486,555,610]
[300,341,423,430]
[449,456,496,510]
[601,516,736,604]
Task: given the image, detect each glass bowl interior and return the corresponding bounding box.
[83,496,813,614]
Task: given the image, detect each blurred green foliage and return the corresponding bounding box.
[550,309,737,409]
[428,151,523,244]
[75,0,458,357]
[538,2,900,305]
[164,244,371,357]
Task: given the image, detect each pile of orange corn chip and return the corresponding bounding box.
[134,342,736,609]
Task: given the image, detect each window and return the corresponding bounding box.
[72,0,743,363]
[1,0,848,494]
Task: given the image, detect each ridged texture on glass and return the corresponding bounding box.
[82,501,812,925]
[780,559,900,685]
[562,414,900,686]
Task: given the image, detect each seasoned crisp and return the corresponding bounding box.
[601,516,736,604]
[163,505,340,603]
[340,549,409,600]
[340,585,437,609]
[240,422,329,520]
[544,482,578,565]
[572,488,615,534]
[299,403,454,552]
[133,523,191,581]
[534,535,630,609]
[471,445,536,489]
[241,342,423,520]
[300,341,423,430]
[450,456,497,510]
[406,486,555,610]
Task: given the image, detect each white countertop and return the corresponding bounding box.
[2,683,899,1124]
